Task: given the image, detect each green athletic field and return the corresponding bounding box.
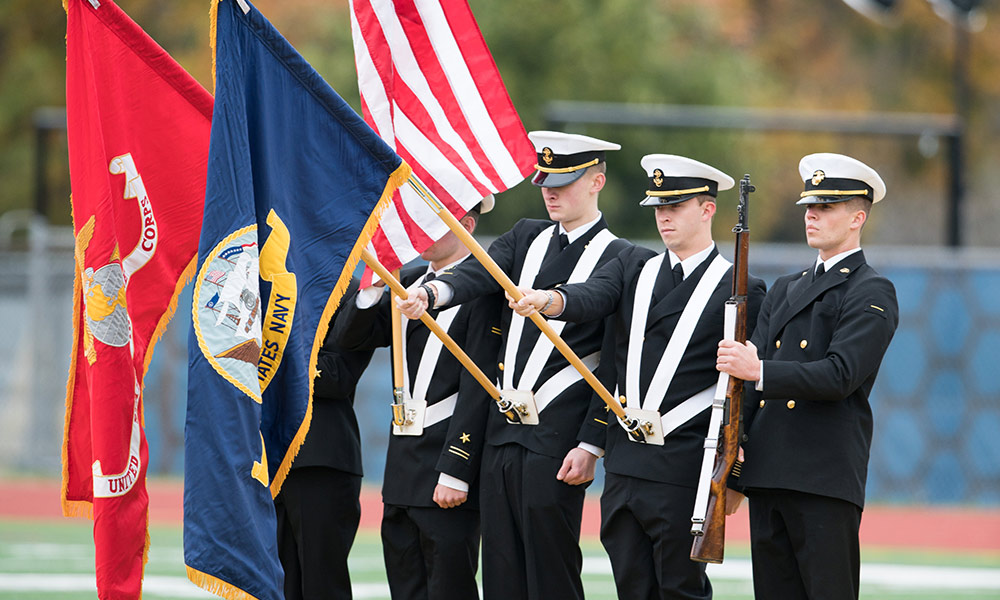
[1,518,998,599]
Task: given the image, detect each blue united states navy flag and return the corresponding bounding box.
[184,1,409,597]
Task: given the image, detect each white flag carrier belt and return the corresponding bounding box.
[499,225,616,422]
[618,253,731,442]
[527,351,600,413]
[393,300,461,435]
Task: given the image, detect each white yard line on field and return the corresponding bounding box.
[1,559,998,595]
[583,557,1000,591]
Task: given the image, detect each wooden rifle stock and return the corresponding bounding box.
[690,300,747,563]
[690,174,753,563]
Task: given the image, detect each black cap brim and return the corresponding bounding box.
[639,193,707,207]
[531,168,588,188]
[796,195,857,205]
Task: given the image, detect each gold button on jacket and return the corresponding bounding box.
[786,400,796,409]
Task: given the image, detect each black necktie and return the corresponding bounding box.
[424,271,436,283]
[813,263,825,282]
[672,262,684,286]
[542,231,566,268]
[558,233,569,250]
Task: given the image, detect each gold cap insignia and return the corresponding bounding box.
[811,170,826,186]
[541,147,554,165]
[652,169,664,188]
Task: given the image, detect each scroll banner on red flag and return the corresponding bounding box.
[62,0,212,597]
[350,0,535,278]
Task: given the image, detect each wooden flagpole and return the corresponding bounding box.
[404,177,634,425]
[388,269,407,427]
[363,249,510,408]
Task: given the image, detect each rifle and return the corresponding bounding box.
[689,173,753,563]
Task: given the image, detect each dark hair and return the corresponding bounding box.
[463,204,482,227]
[845,196,873,224]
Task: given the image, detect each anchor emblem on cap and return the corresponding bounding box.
[541,147,554,165]
[653,169,664,188]
[811,170,825,186]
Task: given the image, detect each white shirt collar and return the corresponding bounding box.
[816,247,862,273]
[667,242,715,280]
[558,211,603,244]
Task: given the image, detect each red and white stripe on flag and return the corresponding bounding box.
[350,0,535,276]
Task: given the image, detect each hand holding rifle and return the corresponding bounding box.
[690,174,755,563]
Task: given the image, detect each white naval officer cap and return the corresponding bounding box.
[528,131,621,188]
[797,153,886,204]
[477,194,495,214]
[638,154,735,207]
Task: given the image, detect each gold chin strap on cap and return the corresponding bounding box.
[646,185,710,197]
[800,189,869,198]
[534,158,600,174]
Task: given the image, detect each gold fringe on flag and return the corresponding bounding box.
[61,210,93,519]
[144,257,197,377]
[186,566,263,600]
[60,254,94,517]
[209,0,220,94]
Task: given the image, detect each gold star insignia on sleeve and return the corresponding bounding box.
[313,368,321,379]
[459,432,471,444]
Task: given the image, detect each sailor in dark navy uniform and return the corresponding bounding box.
[513,154,766,600]
[275,278,375,600]
[398,131,632,600]
[333,199,500,600]
[718,153,899,600]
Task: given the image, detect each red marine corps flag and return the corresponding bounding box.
[61,0,212,597]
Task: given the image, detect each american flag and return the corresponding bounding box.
[350,0,535,275]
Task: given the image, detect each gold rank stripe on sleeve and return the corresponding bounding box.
[491,327,502,335]
[448,445,471,460]
[594,418,607,426]
[870,305,884,312]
